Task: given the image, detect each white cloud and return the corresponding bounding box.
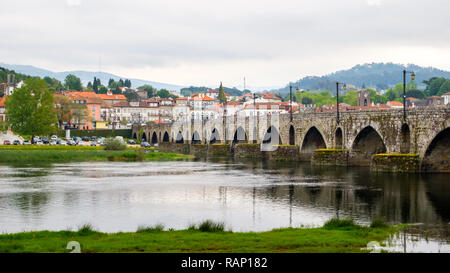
[66,0,81,7]
[366,0,382,6]
[0,0,449,87]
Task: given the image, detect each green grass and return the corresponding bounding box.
[0,149,193,163]
[0,220,397,253]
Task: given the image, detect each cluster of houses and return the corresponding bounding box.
[55,89,300,130]
[1,77,450,130]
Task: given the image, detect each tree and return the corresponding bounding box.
[5,78,57,137]
[138,84,157,98]
[93,77,101,92]
[438,80,450,96]
[86,81,93,91]
[301,97,313,105]
[218,82,227,104]
[124,90,140,102]
[156,89,171,98]
[425,77,446,96]
[405,89,425,99]
[64,74,83,91]
[406,79,418,91]
[343,90,358,106]
[0,118,8,133]
[43,76,63,92]
[71,103,88,128]
[98,85,108,94]
[54,95,75,127]
[124,79,132,88]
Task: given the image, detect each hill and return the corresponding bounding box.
[274,63,450,95]
[0,63,184,91]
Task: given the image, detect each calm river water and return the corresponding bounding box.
[0,159,449,252]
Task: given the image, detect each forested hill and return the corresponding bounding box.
[274,63,450,95]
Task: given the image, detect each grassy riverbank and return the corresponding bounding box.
[0,146,193,163]
[0,219,397,253]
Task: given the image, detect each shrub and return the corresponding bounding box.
[323,218,357,229]
[76,223,97,235]
[136,224,165,233]
[370,217,390,228]
[197,220,225,232]
[104,138,126,151]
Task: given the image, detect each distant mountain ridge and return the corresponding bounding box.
[0,63,184,91]
[274,63,450,95]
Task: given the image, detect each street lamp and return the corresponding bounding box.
[403,70,415,121]
[336,82,347,123]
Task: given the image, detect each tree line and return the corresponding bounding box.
[292,77,450,107]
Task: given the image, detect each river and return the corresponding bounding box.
[0,159,449,252]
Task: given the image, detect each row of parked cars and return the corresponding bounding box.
[2,135,106,146]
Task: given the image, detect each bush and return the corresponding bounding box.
[323,218,357,229]
[370,217,390,228]
[104,138,126,151]
[136,224,165,233]
[189,220,225,232]
[76,223,97,235]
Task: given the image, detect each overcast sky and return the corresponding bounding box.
[1,0,449,89]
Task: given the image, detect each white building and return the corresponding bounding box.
[442,92,450,105]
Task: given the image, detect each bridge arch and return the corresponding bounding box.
[400,123,411,154]
[151,131,158,144]
[176,131,184,143]
[142,132,147,142]
[210,128,221,144]
[421,127,450,172]
[335,127,343,149]
[263,126,282,145]
[232,126,247,145]
[192,131,201,144]
[352,126,386,159]
[289,125,295,145]
[301,126,326,153]
[163,131,170,142]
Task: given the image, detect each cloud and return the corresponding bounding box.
[66,0,81,7]
[366,0,382,6]
[0,0,449,87]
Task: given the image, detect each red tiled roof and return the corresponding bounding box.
[0,95,6,107]
[387,101,403,106]
[67,91,126,101]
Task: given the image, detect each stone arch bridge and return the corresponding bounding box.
[132,108,450,172]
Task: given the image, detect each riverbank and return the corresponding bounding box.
[0,146,193,163]
[0,219,397,253]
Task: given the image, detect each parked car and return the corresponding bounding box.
[3,140,11,145]
[51,135,58,140]
[127,140,136,145]
[91,136,97,141]
[59,140,67,146]
[82,136,90,141]
[42,137,49,144]
[36,141,44,145]
[22,140,31,145]
[140,142,151,148]
[96,137,104,144]
[13,140,21,145]
[67,140,76,146]
[90,141,97,146]
[32,137,41,144]
[49,140,57,146]
[75,137,82,144]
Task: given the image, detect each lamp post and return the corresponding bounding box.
[253,93,259,143]
[403,70,415,121]
[336,82,346,124]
